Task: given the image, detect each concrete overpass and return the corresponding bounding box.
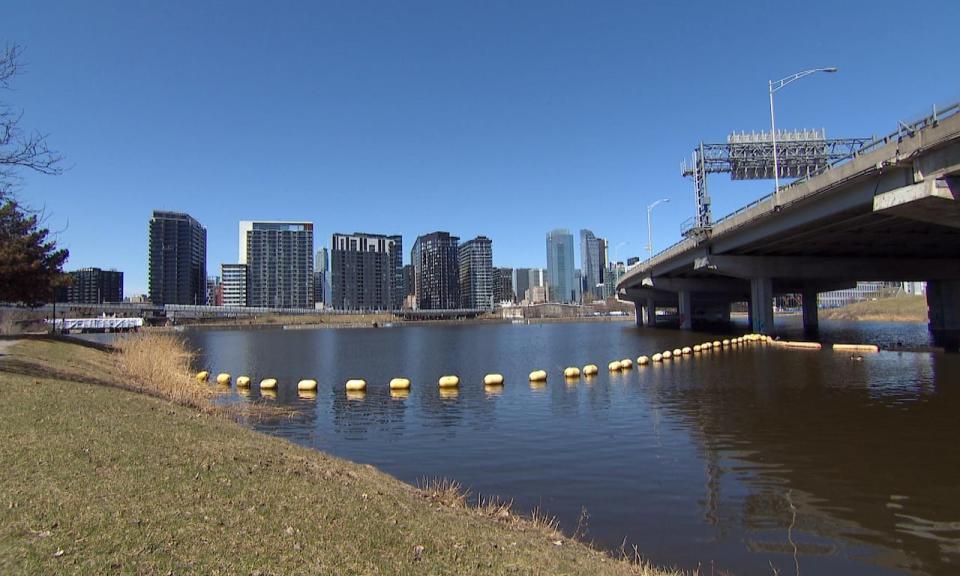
[618,103,960,348]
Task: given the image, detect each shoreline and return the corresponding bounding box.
[0,337,679,575]
[155,314,635,332]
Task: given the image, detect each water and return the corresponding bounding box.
[182,320,960,575]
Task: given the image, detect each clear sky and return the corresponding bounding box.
[5,1,959,295]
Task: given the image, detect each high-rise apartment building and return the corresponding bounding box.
[221,263,248,307]
[388,235,404,310]
[239,221,313,308]
[206,276,223,306]
[580,230,606,301]
[148,210,206,305]
[57,268,123,304]
[514,268,532,304]
[314,247,330,307]
[514,268,546,304]
[458,236,493,309]
[412,231,460,310]
[546,229,576,304]
[493,267,515,304]
[330,233,401,311]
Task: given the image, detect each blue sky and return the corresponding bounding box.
[5,1,959,295]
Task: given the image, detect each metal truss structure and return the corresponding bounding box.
[680,130,871,237]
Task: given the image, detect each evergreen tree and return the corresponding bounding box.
[0,200,69,304]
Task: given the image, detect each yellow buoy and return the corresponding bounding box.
[662,350,673,359]
[236,376,251,388]
[582,364,599,376]
[637,355,650,366]
[297,379,318,391]
[702,342,712,349]
[693,344,701,352]
[216,373,231,386]
[608,361,622,371]
[563,367,581,378]
[259,378,277,390]
[722,339,730,347]
[346,379,367,391]
[652,353,663,362]
[681,346,692,355]
[483,374,504,386]
[620,359,633,369]
[672,348,682,357]
[196,371,210,383]
[528,369,548,382]
[712,340,721,348]
[438,375,460,388]
[390,377,411,390]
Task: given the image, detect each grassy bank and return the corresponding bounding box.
[0,338,679,575]
[820,295,928,322]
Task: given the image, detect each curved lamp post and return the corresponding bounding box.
[646,198,670,259]
[769,67,838,206]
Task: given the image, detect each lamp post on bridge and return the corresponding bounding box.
[769,67,838,207]
[646,198,670,260]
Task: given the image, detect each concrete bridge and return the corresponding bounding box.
[618,103,960,348]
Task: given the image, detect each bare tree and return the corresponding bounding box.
[1,44,62,198]
[0,43,68,306]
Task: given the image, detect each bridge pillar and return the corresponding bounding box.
[642,298,657,327]
[927,280,960,352]
[802,287,819,334]
[678,290,692,330]
[750,277,774,334]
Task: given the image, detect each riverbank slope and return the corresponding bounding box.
[0,338,675,575]
[820,295,927,322]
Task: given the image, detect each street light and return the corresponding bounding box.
[646,198,670,259]
[769,67,838,206]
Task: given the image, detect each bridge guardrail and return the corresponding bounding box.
[710,101,960,230]
[621,101,960,292]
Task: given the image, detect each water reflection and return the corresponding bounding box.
[184,321,959,576]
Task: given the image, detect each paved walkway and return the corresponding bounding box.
[0,339,19,356]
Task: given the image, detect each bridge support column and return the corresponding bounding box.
[750,277,774,334]
[802,287,819,334]
[642,298,657,327]
[927,280,960,352]
[678,290,692,330]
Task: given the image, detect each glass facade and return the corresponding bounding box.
[546,229,575,303]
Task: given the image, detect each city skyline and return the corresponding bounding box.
[8,2,958,295]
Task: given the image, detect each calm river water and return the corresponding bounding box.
[182,319,959,575]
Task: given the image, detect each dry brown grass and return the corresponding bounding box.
[417,477,686,575]
[113,332,213,411]
[820,294,927,322]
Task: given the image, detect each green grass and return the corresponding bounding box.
[0,339,680,575]
[820,295,928,322]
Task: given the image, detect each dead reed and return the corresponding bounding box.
[113,332,213,410]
